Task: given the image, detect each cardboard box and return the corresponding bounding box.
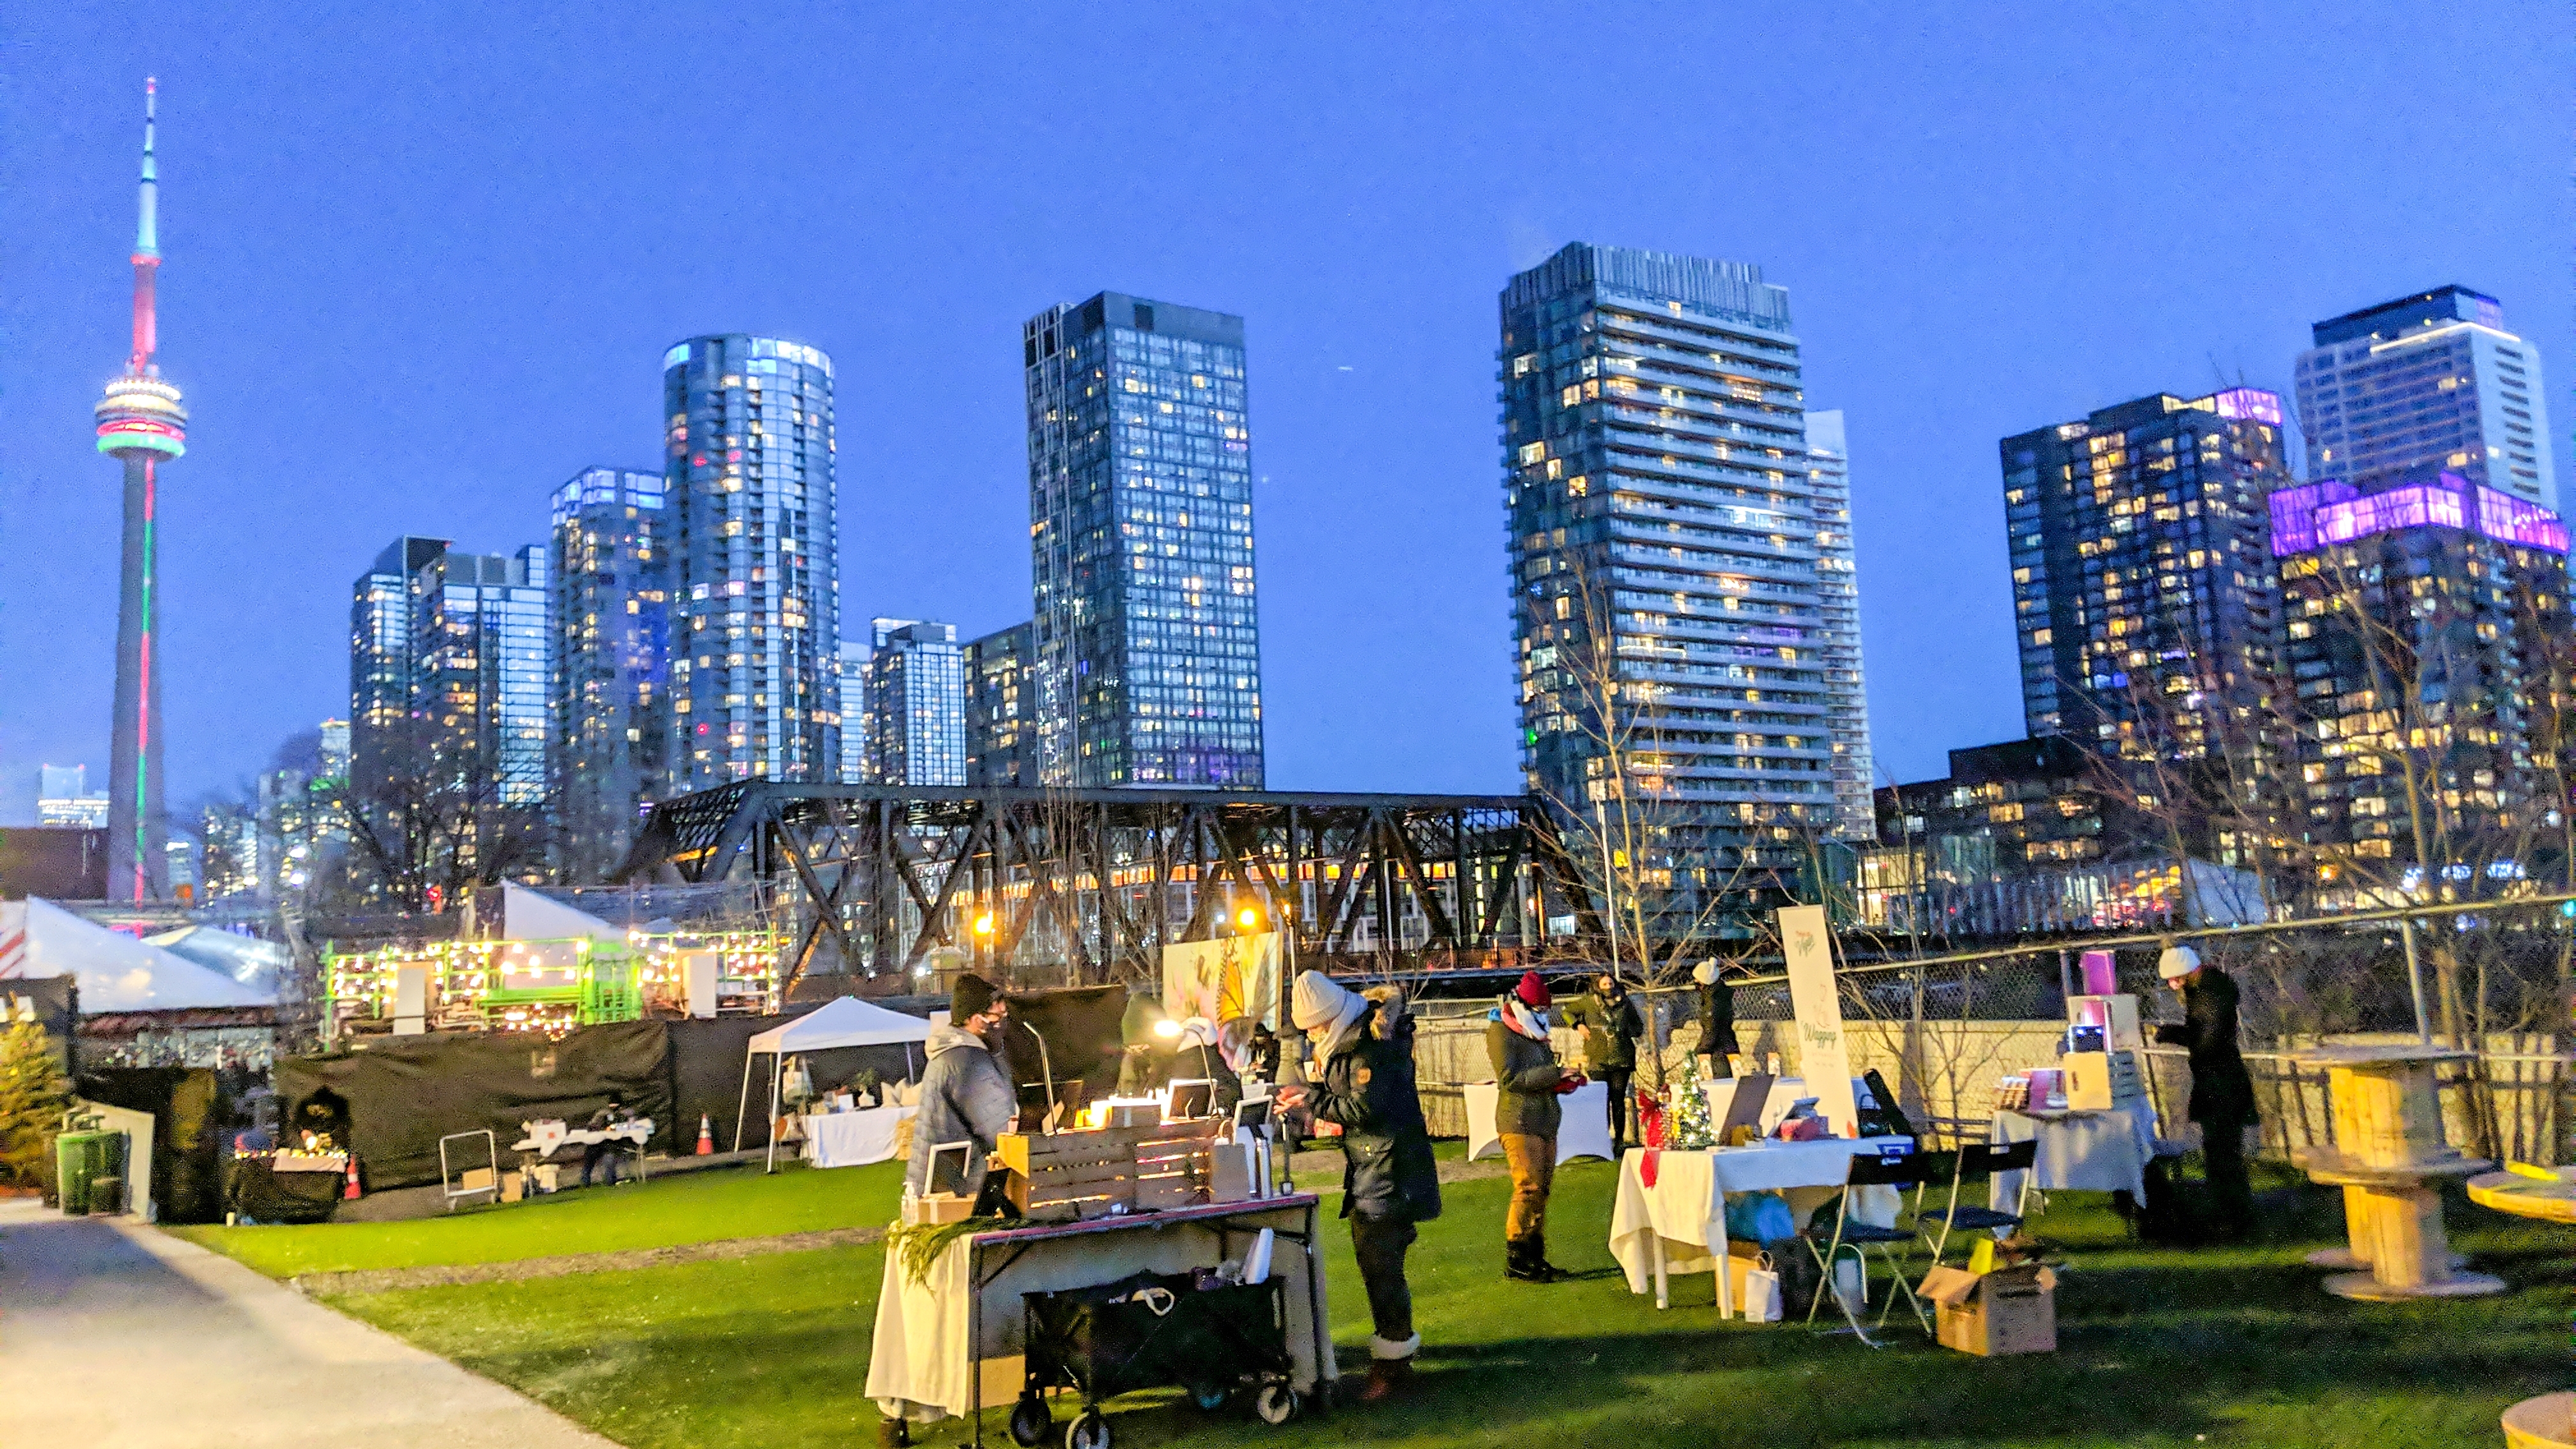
[904,1192,972,1226]
[500,1170,525,1203]
[459,1167,495,1192]
[1920,1264,2057,1356]
[2063,1050,2144,1112]
[2066,993,2144,1051]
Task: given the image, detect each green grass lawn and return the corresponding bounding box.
[309,1161,2575,1449]
[169,1160,907,1277]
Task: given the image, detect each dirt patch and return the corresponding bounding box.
[295,1223,887,1296]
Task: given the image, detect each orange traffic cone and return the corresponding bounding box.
[342,1155,362,1200]
[695,1114,714,1156]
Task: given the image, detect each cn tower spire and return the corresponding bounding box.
[96,77,185,903]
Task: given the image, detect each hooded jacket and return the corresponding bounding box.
[2152,965,2258,1128]
[905,1019,1019,1199]
[1305,987,1442,1224]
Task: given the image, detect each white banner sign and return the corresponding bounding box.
[1161,931,1283,1032]
[1779,903,1859,1138]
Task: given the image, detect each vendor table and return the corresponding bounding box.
[802,1104,917,1169]
[868,1193,1334,1445]
[1609,1138,1911,1313]
[1987,1099,2157,1209]
[2288,1045,2500,1301]
[512,1119,655,1183]
[1463,1080,1614,1165]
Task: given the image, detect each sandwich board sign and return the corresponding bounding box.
[1779,903,1859,1137]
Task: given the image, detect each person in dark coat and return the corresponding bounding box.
[1692,960,1739,1075]
[1487,970,1581,1283]
[1563,974,1643,1151]
[1280,970,1441,1404]
[580,1095,632,1187]
[2152,944,2258,1237]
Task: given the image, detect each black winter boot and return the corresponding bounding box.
[1506,1237,1569,1282]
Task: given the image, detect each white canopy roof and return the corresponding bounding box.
[747,995,931,1053]
[501,884,625,942]
[0,900,272,1011]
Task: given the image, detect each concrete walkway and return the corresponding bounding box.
[0,1199,615,1448]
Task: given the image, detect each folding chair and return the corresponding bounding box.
[1802,1149,1934,1346]
[1919,1139,2038,1266]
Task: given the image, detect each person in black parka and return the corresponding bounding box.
[1283,970,1441,1405]
[1692,959,1739,1073]
[2152,944,2258,1238]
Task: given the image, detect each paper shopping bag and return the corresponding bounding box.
[1742,1267,1782,1322]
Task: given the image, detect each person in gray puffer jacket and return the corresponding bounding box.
[904,974,1019,1201]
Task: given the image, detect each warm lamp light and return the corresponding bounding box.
[973,912,995,937]
[1153,1018,1181,1040]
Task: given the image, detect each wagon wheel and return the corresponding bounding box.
[1008,1395,1051,1446]
[1254,1384,1299,1425]
[1065,1407,1111,1449]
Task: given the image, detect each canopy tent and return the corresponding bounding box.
[500,883,625,942]
[0,900,272,1011]
[144,926,290,999]
[735,995,934,1170]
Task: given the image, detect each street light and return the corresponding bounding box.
[1237,905,1262,931]
[973,912,994,937]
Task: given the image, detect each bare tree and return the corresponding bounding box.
[343,714,553,912]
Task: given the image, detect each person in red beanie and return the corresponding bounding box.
[1487,970,1583,1282]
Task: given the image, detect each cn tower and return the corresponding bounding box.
[92,78,185,902]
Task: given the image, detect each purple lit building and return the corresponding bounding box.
[2273,466,2571,869]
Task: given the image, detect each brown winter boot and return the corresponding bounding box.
[1358,1356,1413,1403]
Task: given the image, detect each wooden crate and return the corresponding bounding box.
[997,1118,1227,1222]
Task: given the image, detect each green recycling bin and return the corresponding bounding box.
[54,1131,128,1216]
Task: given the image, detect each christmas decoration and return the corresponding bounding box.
[1664,1052,1716,1150]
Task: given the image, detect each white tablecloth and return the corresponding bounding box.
[802,1104,916,1169]
[1463,1080,1615,1165]
[866,1196,1335,1427]
[1988,1100,2156,1208]
[1607,1138,1912,1312]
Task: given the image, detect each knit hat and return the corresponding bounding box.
[2157,945,2202,981]
[1514,970,1551,1009]
[1291,970,1364,1036]
[1692,960,1718,986]
[951,973,999,1024]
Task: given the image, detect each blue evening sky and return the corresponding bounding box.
[2,3,2566,823]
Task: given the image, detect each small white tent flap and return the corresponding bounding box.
[746,995,931,1052]
[501,884,625,942]
[0,900,271,1011]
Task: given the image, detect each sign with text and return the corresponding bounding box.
[1779,903,1859,1137]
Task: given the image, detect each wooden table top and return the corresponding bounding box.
[2468,1171,2576,1225]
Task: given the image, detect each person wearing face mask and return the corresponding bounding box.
[1488,970,1583,1283]
[905,974,1019,1201]
[1273,971,1439,1404]
[1564,973,1643,1151]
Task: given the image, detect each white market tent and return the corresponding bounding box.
[735,995,933,1170]
[500,883,625,942]
[0,900,272,1011]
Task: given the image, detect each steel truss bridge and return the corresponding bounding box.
[617,783,1593,990]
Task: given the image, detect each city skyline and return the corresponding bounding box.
[4,8,2566,826]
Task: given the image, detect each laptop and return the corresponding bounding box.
[1717,1071,1776,1140]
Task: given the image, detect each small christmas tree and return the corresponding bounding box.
[0,1020,70,1200]
[1665,1051,1715,1149]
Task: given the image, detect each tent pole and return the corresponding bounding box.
[765,1056,781,1174]
[733,1052,758,1154]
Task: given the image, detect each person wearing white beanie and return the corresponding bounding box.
[1276,970,1439,1403]
[1692,958,1739,1078]
[2151,940,2258,1238]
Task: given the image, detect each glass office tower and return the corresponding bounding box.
[550,466,668,880]
[659,335,841,792]
[1804,411,1876,838]
[964,621,1037,787]
[2002,389,2291,760]
[350,535,449,802]
[1022,293,1263,788]
[838,642,869,784]
[412,545,551,808]
[1501,241,1856,881]
[864,618,966,786]
[2296,286,2555,510]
